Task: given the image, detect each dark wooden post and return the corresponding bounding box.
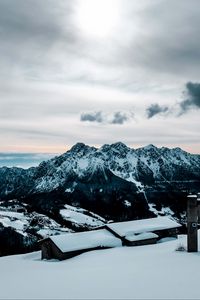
[187,194,198,252]
[198,193,200,223]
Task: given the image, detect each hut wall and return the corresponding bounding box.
[154,227,179,239]
[124,237,158,247]
[41,239,63,260]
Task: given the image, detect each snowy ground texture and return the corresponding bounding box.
[1,233,200,299]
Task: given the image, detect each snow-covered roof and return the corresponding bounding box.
[125,232,158,242]
[50,229,122,253]
[106,217,181,238]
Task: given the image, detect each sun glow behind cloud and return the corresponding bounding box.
[75,0,121,38]
[0,0,200,155]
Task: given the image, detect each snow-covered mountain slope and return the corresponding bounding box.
[0,233,200,299]
[31,142,200,193]
[0,200,71,238]
[60,204,105,229]
[1,142,200,196]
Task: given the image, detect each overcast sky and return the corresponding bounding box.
[0,0,200,163]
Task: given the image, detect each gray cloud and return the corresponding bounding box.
[116,0,200,81]
[0,0,200,87]
[146,103,169,119]
[111,112,129,124]
[80,111,133,125]
[80,112,104,123]
[0,0,79,80]
[146,81,200,118]
[179,82,200,114]
[0,1,68,41]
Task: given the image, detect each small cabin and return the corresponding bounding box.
[40,228,122,260]
[106,216,181,246]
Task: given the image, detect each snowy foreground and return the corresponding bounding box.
[1,234,200,299]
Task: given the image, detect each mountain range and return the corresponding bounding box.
[0,142,200,255]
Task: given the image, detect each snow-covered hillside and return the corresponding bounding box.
[0,233,200,299]
[60,204,105,229]
[0,204,71,238]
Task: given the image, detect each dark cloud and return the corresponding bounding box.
[80,111,132,125]
[0,0,200,86]
[179,82,200,114]
[80,112,104,123]
[146,103,169,119]
[0,0,78,78]
[146,81,200,118]
[1,0,200,88]
[0,0,68,40]
[115,0,200,81]
[111,112,129,124]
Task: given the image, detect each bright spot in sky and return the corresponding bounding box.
[75,0,120,38]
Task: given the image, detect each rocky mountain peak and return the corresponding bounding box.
[100,142,129,154]
[70,142,87,152]
[142,144,158,151]
[111,142,129,151]
[69,143,96,156]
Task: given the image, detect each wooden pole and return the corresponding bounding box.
[187,195,198,252]
[198,192,200,220]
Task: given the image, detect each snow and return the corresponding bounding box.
[124,200,131,207]
[107,216,181,238]
[148,204,175,217]
[0,210,28,232]
[37,228,70,238]
[60,204,105,227]
[187,194,197,198]
[128,177,144,189]
[77,158,89,170]
[50,229,122,252]
[0,211,26,219]
[65,187,73,193]
[0,208,72,238]
[0,218,26,231]
[125,232,158,242]
[1,233,200,299]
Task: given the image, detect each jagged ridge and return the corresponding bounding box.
[0,142,200,196]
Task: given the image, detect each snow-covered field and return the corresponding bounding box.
[1,233,200,299]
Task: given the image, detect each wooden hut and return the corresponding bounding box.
[106,216,181,246]
[40,228,122,260]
